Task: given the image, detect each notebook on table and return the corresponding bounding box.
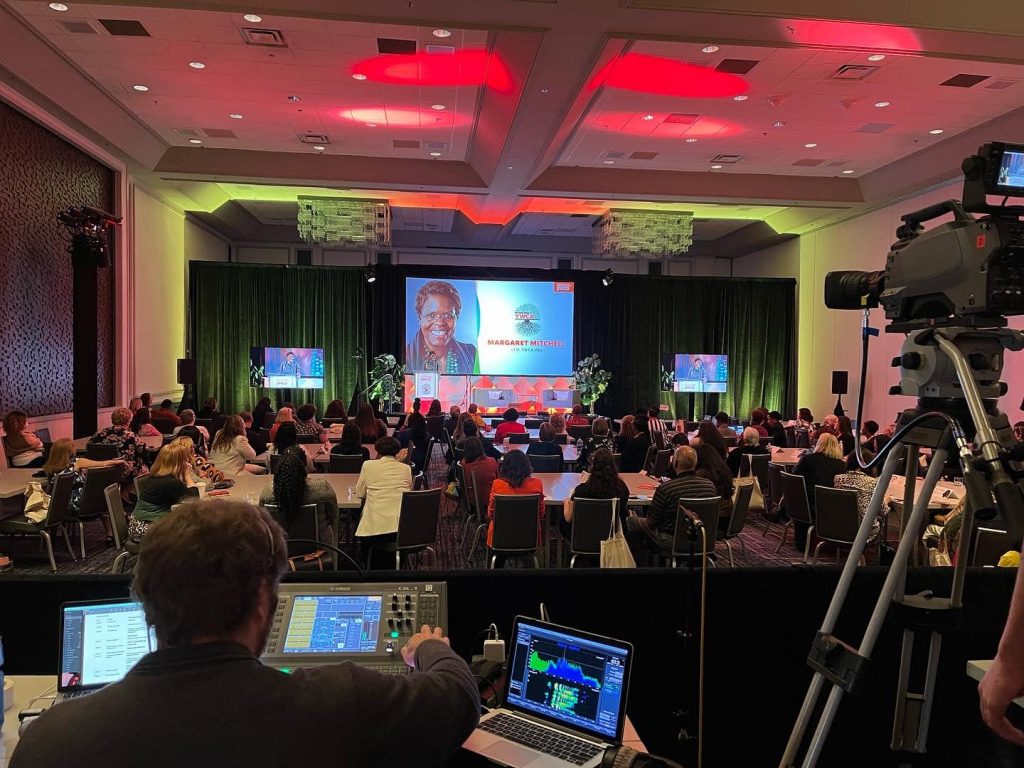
[463,617,633,768]
[55,599,157,704]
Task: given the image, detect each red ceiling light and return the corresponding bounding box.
[337,107,472,129]
[351,49,513,93]
[589,53,748,98]
[780,20,920,51]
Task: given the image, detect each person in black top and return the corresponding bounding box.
[252,397,273,431]
[407,416,430,473]
[618,415,652,473]
[331,422,370,460]
[240,411,268,456]
[694,421,728,460]
[837,415,856,456]
[767,411,788,447]
[576,417,616,471]
[561,448,629,554]
[726,427,771,477]
[694,440,735,533]
[792,433,847,550]
[444,405,461,437]
[526,423,564,470]
[462,421,502,461]
[197,397,220,420]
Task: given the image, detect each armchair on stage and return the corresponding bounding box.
[541,389,578,411]
[472,387,515,410]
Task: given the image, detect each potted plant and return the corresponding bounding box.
[573,354,612,415]
[366,354,405,414]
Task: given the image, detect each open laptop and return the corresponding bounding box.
[55,599,157,704]
[464,617,633,768]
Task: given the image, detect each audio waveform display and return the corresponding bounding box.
[528,649,601,690]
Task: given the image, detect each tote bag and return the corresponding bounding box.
[734,475,765,512]
[600,506,636,569]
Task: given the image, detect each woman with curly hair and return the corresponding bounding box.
[405,280,477,374]
[259,446,336,545]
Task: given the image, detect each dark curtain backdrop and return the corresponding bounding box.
[189,262,365,414]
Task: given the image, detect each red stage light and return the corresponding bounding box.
[351,49,514,93]
[780,19,921,51]
[590,53,748,98]
[337,107,472,129]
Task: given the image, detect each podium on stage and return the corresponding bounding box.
[415,372,439,399]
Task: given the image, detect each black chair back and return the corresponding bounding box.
[104,483,129,550]
[86,442,120,461]
[767,462,785,511]
[396,488,443,551]
[612,453,622,472]
[210,416,228,438]
[268,453,284,474]
[296,434,320,444]
[971,527,1013,566]
[151,418,176,435]
[652,449,672,478]
[725,483,755,538]
[263,412,277,430]
[813,487,860,544]
[76,465,123,519]
[722,433,738,449]
[780,471,813,525]
[491,494,541,552]
[265,503,320,557]
[195,418,214,437]
[794,429,810,449]
[1,436,14,467]
[329,454,366,474]
[44,472,77,528]
[322,417,347,428]
[426,417,445,439]
[525,419,543,430]
[569,498,616,559]
[491,419,504,428]
[642,445,658,474]
[393,414,407,430]
[672,497,722,557]
[568,425,592,442]
[509,433,531,445]
[685,421,699,433]
[553,433,568,445]
[527,453,562,473]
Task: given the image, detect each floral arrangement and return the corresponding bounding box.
[366,354,405,413]
[573,354,612,413]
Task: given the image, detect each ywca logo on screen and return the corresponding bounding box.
[514,303,541,337]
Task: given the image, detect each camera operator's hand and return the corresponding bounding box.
[401,624,449,669]
[979,655,1024,745]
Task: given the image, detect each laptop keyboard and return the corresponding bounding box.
[480,713,603,765]
[61,690,95,700]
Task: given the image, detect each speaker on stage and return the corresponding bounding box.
[177,359,196,385]
[832,371,848,417]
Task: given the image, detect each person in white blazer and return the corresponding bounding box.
[354,436,413,541]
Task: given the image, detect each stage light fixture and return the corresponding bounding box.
[641,114,654,121]
[685,138,698,143]
[431,103,447,110]
[711,164,723,169]
[366,264,377,283]
[57,205,121,267]
[602,269,614,287]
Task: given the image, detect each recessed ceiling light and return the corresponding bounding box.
[603,160,615,165]
[432,28,452,38]
[868,54,886,62]
[702,45,720,53]
[429,151,442,157]
[229,113,243,119]
[772,120,786,128]
[188,139,202,144]
[243,13,262,23]
[366,122,377,128]
[431,104,447,110]
[842,169,855,174]
[804,142,818,148]
[874,101,891,108]
[352,73,367,81]
[312,145,325,151]
[710,164,723,169]
[733,94,748,101]
[48,2,68,11]
[929,128,944,135]
[641,114,654,121]
[507,165,513,170]
[287,95,300,102]
[132,84,149,92]
[189,61,206,69]
[685,138,698,143]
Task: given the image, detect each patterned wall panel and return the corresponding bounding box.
[0,100,115,417]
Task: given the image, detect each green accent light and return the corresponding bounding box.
[391,631,400,638]
[279,667,293,674]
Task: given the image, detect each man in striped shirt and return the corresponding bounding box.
[626,446,717,561]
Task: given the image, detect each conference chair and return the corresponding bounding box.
[105,484,139,575]
[294,434,319,444]
[413,471,427,490]
[685,421,699,433]
[525,419,543,430]
[652,449,673,478]
[777,472,814,561]
[151,418,176,435]
[718,483,755,567]
[262,412,277,430]
[669,497,722,568]
[553,433,569,445]
[794,429,810,449]
[612,453,622,472]
[509,433,531,445]
[812,487,863,564]
[568,498,617,567]
[642,445,658,475]
[328,454,366,474]
[568,425,592,442]
[267,452,284,474]
[195,418,214,436]
[426,416,445,440]
[209,416,228,438]
[0,472,76,573]
[761,462,787,536]
[365,488,442,570]
[69,465,122,558]
[489,494,542,568]
[85,442,120,461]
[969,527,1013,566]
[758,436,773,448]
[722,433,738,449]
[784,426,796,448]
[490,419,504,429]
[527,453,562,473]
[264,502,326,568]
[459,465,488,561]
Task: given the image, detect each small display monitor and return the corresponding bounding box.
[250,347,325,389]
[661,353,728,393]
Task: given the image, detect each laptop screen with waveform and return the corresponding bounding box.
[504,618,632,741]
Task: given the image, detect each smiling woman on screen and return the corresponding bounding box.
[406,280,477,374]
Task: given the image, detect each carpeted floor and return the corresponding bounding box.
[0,449,839,576]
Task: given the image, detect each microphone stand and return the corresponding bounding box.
[676,510,705,766]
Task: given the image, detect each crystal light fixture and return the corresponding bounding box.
[594,209,694,257]
[296,197,391,247]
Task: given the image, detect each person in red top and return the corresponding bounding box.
[566,405,590,427]
[493,408,527,444]
[749,408,770,438]
[486,450,545,567]
[461,437,499,515]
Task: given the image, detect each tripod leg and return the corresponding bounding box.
[892,629,943,752]
[779,672,827,767]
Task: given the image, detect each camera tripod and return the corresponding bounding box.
[780,326,1024,767]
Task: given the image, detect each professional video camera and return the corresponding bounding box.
[57,205,121,267]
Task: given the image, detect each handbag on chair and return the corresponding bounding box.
[600,512,636,569]
[733,475,765,511]
[24,481,51,523]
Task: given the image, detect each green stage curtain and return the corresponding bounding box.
[189,262,366,414]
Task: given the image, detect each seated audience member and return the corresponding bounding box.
[252,396,273,430]
[625,446,716,561]
[354,437,414,557]
[670,432,690,449]
[861,420,890,454]
[833,450,881,539]
[694,437,735,532]
[209,415,264,475]
[811,414,839,444]
[461,421,502,461]
[354,404,388,444]
[792,433,847,550]
[486,450,545,567]
[715,411,733,438]
[140,392,153,410]
[461,437,499,512]
[90,408,150,482]
[526,423,564,470]
[411,397,422,415]
[427,399,444,418]
[197,397,220,420]
[295,404,328,443]
[174,410,209,442]
[577,418,616,471]
[10,500,478,768]
[396,412,424,449]
[331,422,370,460]
[129,442,197,542]
[647,408,665,439]
[493,408,527,444]
[692,421,728,460]
[128,397,144,414]
[750,409,770,438]
[130,408,161,437]
[171,433,226,485]
[796,407,815,430]
[269,407,295,443]
[726,427,771,477]
[323,399,347,420]
[405,417,430,473]
[2,410,45,467]
[151,399,182,427]
[41,438,125,512]
[618,415,652,473]
[239,411,268,456]
[260,446,336,544]
[444,406,461,437]
[272,423,314,473]
[466,403,491,433]
[451,412,470,443]
[281,402,296,413]
[767,411,788,447]
[548,413,571,443]
[561,448,629,544]
[836,415,856,456]
[566,405,590,427]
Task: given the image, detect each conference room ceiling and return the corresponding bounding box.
[4,0,1024,244]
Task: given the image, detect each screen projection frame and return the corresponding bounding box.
[404,277,576,377]
[662,353,729,394]
[249,346,326,389]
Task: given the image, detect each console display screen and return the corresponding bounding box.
[282,595,382,654]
